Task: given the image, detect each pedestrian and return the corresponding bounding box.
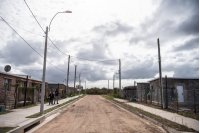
[54,89,60,104]
[49,91,54,105]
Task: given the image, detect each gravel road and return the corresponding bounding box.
[33,95,166,133]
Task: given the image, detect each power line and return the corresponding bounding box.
[0,16,67,73]
[48,37,69,56]
[24,0,45,33]
[70,58,76,66]
[71,56,118,62]
[23,0,118,63]
[0,19,43,37]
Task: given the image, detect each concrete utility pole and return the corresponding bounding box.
[74,65,77,95]
[157,38,164,109]
[79,74,80,97]
[108,79,109,94]
[66,55,70,97]
[40,26,48,114]
[40,11,72,114]
[113,75,115,89]
[119,59,121,98]
[85,81,86,94]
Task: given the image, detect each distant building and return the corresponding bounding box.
[48,83,77,97]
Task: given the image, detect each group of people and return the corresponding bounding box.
[49,89,60,105]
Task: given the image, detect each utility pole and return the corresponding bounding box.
[157,38,163,109]
[85,81,86,94]
[113,75,115,89]
[40,26,48,114]
[108,79,109,94]
[74,65,77,95]
[66,55,70,97]
[79,74,80,97]
[119,59,121,98]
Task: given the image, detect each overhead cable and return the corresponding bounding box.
[24,0,45,33]
[23,0,118,63]
[0,19,44,37]
[1,16,67,73]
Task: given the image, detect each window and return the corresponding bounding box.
[22,82,27,87]
[3,78,12,91]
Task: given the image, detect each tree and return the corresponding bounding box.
[101,87,107,90]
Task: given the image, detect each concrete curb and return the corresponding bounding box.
[106,98,186,133]
[7,96,83,133]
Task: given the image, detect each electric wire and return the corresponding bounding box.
[24,0,45,33]
[23,0,118,62]
[0,16,67,73]
[70,58,76,66]
[0,19,43,37]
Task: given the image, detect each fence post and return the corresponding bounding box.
[151,90,152,104]
[177,91,178,113]
[193,88,196,114]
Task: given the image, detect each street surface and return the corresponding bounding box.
[33,95,166,133]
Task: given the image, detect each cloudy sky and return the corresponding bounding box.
[0,0,199,89]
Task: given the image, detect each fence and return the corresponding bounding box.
[123,88,199,114]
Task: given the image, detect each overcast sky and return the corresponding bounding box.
[0,0,199,89]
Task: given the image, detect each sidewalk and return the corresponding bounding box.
[114,98,199,132]
[0,95,80,127]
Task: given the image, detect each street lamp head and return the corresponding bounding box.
[64,10,72,13]
[49,10,72,31]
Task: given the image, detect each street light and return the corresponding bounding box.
[40,10,72,114]
[49,10,72,31]
[79,69,87,97]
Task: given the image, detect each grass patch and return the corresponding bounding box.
[178,112,199,120]
[129,100,199,121]
[102,95,196,132]
[0,127,16,133]
[0,110,12,115]
[26,94,85,118]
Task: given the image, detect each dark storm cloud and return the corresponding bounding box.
[176,13,199,35]
[93,21,133,36]
[129,0,199,47]
[163,62,199,78]
[172,37,199,52]
[122,57,158,79]
[0,39,42,66]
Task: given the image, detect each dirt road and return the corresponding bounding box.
[34,95,166,133]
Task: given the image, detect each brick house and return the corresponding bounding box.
[0,71,48,108]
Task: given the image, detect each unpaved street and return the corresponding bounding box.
[34,95,166,133]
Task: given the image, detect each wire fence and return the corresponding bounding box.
[123,88,199,114]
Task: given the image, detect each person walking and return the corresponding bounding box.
[49,91,54,105]
[54,89,60,104]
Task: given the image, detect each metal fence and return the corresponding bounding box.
[123,88,199,114]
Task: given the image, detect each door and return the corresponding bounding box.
[177,86,184,102]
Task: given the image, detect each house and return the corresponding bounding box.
[0,71,48,108]
[148,77,199,109]
[137,82,150,103]
[123,86,137,99]
[48,83,77,97]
